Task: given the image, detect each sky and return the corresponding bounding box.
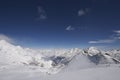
[0,0,120,48]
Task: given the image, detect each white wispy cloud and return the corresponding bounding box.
[89,29,120,44]
[114,30,120,34]
[0,34,14,43]
[78,8,90,16]
[37,6,47,20]
[89,39,115,44]
[112,30,120,40]
[118,37,120,39]
[65,25,75,31]
[113,36,120,40]
[78,9,86,16]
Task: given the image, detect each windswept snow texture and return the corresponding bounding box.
[0,40,120,80]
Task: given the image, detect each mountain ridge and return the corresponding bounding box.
[0,40,120,74]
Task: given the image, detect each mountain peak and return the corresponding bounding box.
[0,40,12,46]
[84,47,101,56]
[0,40,16,52]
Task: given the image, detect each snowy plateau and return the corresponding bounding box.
[0,40,120,80]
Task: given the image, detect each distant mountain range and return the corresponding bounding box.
[0,40,120,74]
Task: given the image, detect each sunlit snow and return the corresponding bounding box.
[0,40,120,80]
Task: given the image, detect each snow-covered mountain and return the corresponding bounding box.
[0,40,82,74]
[0,40,120,80]
[0,40,120,74]
[82,47,118,64]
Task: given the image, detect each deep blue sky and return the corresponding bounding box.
[0,0,120,48]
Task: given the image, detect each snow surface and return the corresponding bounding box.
[0,40,120,80]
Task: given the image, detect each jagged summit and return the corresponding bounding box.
[83,47,101,56]
[0,40,120,74]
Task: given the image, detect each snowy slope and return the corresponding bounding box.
[0,40,57,73]
[0,65,120,80]
[0,40,120,80]
[0,40,83,74]
[0,40,120,71]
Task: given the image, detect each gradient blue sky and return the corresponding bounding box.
[0,0,120,48]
